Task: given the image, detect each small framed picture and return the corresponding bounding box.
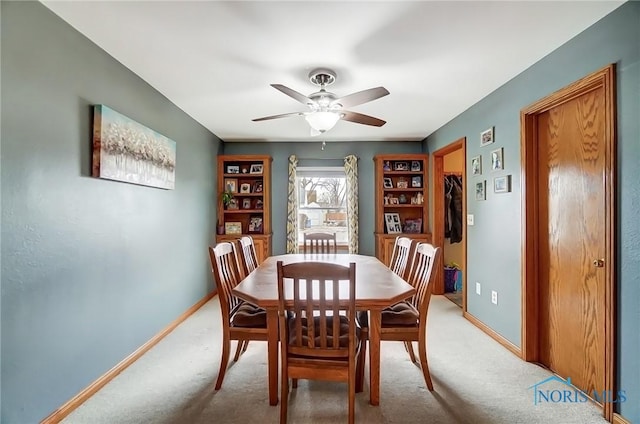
[253,181,263,193]
[249,164,263,174]
[411,161,422,172]
[394,162,409,171]
[227,198,239,210]
[411,176,422,188]
[242,198,252,209]
[397,178,408,189]
[383,177,393,189]
[480,127,494,147]
[384,213,402,234]
[248,216,263,233]
[254,199,263,209]
[239,183,251,193]
[471,155,482,176]
[224,178,238,193]
[490,147,504,171]
[225,221,242,235]
[226,165,240,174]
[494,175,511,193]
[389,197,399,205]
[475,180,486,201]
[403,218,422,234]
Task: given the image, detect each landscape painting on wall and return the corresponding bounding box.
[92,105,176,189]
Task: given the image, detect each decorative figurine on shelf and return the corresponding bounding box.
[415,192,424,205]
[399,194,408,204]
[383,161,391,171]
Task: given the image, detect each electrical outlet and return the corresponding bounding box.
[475,282,481,295]
[467,214,474,226]
[491,290,498,305]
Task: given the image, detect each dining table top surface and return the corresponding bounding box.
[233,253,415,308]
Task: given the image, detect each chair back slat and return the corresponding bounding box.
[303,232,337,254]
[388,236,413,279]
[209,242,244,315]
[237,236,259,277]
[406,243,440,315]
[277,261,356,358]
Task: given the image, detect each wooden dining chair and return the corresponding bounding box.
[388,236,413,280]
[277,260,362,424]
[369,242,440,391]
[237,235,259,277]
[209,242,268,390]
[303,232,337,254]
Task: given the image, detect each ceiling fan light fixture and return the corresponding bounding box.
[305,111,340,133]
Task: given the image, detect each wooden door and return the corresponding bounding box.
[522,64,615,419]
[537,87,606,396]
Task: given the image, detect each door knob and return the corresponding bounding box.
[593,259,605,268]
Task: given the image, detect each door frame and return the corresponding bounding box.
[520,64,616,421]
[432,137,466,311]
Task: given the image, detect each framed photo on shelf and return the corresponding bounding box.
[383,177,393,189]
[389,197,399,205]
[249,164,263,174]
[248,216,263,233]
[411,176,422,188]
[225,221,242,235]
[226,165,240,174]
[480,127,494,146]
[490,147,503,171]
[253,181,263,193]
[224,178,238,193]
[471,155,482,176]
[242,198,252,209]
[393,162,409,171]
[475,180,486,201]
[494,175,511,193]
[397,178,408,189]
[411,161,422,172]
[403,218,422,234]
[254,199,263,209]
[239,183,251,193]
[227,198,239,210]
[384,213,402,234]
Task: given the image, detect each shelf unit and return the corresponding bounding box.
[216,155,272,262]
[374,154,431,266]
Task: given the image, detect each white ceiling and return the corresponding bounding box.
[41,1,623,143]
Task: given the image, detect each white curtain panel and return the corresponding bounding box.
[344,154,359,254]
[286,155,299,254]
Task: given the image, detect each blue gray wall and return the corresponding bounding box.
[425,2,639,421]
[1,2,220,423]
[223,142,423,256]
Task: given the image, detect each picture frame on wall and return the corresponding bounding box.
[480,127,494,146]
[384,213,402,234]
[490,147,504,171]
[494,175,511,193]
[471,155,482,176]
[475,180,486,201]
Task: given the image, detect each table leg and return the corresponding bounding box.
[267,308,279,406]
[369,309,381,406]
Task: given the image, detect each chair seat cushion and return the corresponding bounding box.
[288,315,360,347]
[231,302,267,328]
[381,301,419,326]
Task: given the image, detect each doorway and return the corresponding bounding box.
[521,65,616,421]
[433,138,466,311]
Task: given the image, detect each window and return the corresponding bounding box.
[296,167,348,245]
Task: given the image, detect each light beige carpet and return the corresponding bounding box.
[62,296,608,424]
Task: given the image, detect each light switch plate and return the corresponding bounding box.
[467,214,474,226]
[475,282,481,295]
[491,290,498,305]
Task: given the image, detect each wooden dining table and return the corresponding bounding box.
[232,253,415,406]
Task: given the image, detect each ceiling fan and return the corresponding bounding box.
[252,68,389,136]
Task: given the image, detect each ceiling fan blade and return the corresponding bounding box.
[252,112,304,122]
[341,111,386,127]
[331,87,389,108]
[271,84,316,106]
